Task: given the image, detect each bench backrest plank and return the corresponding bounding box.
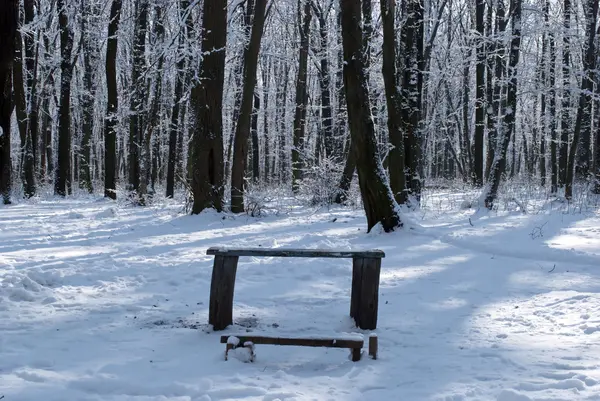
[207,247,385,258]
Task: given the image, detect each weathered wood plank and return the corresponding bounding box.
[350,257,364,319]
[209,255,239,331]
[207,247,385,258]
[220,335,364,349]
[356,257,381,330]
[368,334,378,360]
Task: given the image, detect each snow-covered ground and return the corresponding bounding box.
[1,194,600,401]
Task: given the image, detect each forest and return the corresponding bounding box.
[1,0,598,230]
[3,1,600,400]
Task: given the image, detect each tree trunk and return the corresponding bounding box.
[128,0,148,198]
[539,0,549,187]
[485,0,522,208]
[565,0,598,198]
[380,0,406,204]
[340,0,401,232]
[400,0,424,202]
[314,2,334,160]
[80,3,96,193]
[292,0,312,192]
[559,0,571,187]
[166,0,191,198]
[473,0,485,186]
[104,0,122,200]
[485,0,507,180]
[13,18,33,196]
[188,0,227,213]
[251,93,260,183]
[230,0,268,213]
[0,0,17,204]
[55,0,74,196]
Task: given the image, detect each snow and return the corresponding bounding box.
[1,196,600,400]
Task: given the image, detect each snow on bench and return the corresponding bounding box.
[206,247,385,331]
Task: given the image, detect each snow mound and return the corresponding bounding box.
[95,207,117,219]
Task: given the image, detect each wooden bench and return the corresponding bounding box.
[221,334,378,362]
[206,247,385,331]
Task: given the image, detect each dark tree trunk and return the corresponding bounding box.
[473,0,485,186]
[485,0,507,180]
[566,0,598,198]
[313,2,334,160]
[13,17,33,196]
[230,0,268,213]
[292,0,312,192]
[400,0,424,202]
[80,3,96,193]
[55,0,75,196]
[340,0,401,232]
[549,24,558,193]
[0,0,17,204]
[141,4,165,199]
[24,0,37,193]
[128,0,148,197]
[380,0,406,204]
[539,0,550,187]
[559,0,571,187]
[166,0,191,198]
[189,0,227,214]
[104,0,122,200]
[485,0,522,208]
[262,59,271,182]
[251,93,260,183]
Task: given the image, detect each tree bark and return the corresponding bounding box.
[189,0,227,214]
[55,0,75,196]
[128,0,148,198]
[400,0,424,202]
[473,0,485,186]
[104,0,122,200]
[0,0,17,204]
[292,0,312,192]
[565,0,598,198]
[80,3,97,193]
[313,1,334,160]
[485,0,522,208]
[251,93,260,183]
[340,0,401,232]
[166,0,192,198]
[380,0,406,204]
[559,0,571,187]
[230,0,268,213]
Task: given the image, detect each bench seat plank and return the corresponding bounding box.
[220,335,363,349]
[207,247,385,258]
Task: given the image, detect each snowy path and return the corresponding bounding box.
[1,199,600,401]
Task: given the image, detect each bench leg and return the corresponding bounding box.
[350,258,363,319]
[351,347,362,362]
[368,335,378,360]
[225,343,234,360]
[209,255,239,331]
[351,257,381,330]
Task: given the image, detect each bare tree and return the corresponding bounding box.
[340,0,401,232]
[104,0,122,200]
[189,0,228,214]
[55,0,75,196]
[230,0,268,213]
[292,0,312,191]
[0,0,18,204]
[485,0,522,208]
[565,0,598,199]
[380,0,406,204]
